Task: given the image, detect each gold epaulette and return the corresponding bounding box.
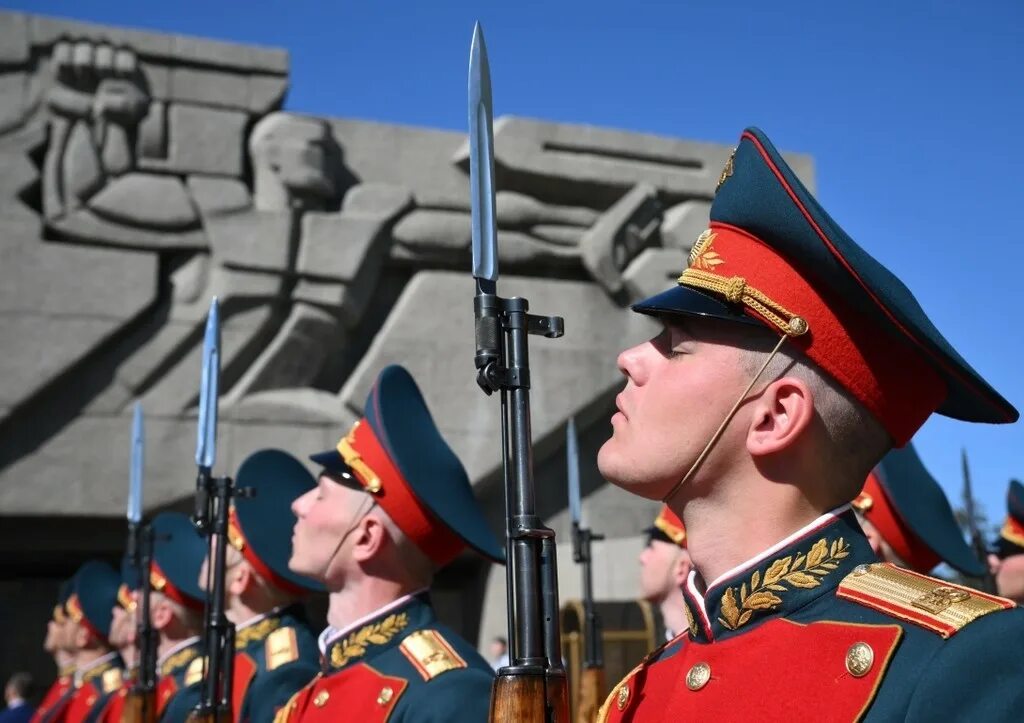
[398,630,467,681]
[101,667,123,694]
[837,562,1015,639]
[184,657,205,687]
[265,627,299,671]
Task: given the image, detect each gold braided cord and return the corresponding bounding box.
[678,268,808,337]
[663,333,789,505]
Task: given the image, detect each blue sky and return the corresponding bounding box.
[8,0,1022,530]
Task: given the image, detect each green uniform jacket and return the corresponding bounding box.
[275,593,495,723]
[599,508,1024,722]
[169,606,321,723]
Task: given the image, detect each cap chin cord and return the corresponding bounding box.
[322,494,378,581]
[662,332,790,505]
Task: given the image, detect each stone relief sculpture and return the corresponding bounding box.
[0,11,813,538]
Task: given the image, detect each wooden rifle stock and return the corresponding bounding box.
[575,666,606,723]
[491,672,571,723]
[121,689,156,723]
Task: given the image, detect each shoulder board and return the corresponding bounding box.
[101,668,123,694]
[265,627,300,671]
[837,562,1015,639]
[184,657,205,687]
[398,630,467,682]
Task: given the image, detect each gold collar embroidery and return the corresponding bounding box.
[718,536,850,631]
[330,612,409,669]
[236,617,281,649]
[160,647,199,677]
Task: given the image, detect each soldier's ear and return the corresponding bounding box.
[350,514,387,563]
[745,376,814,458]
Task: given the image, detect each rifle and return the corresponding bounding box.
[961,448,996,593]
[189,298,238,723]
[123,402,157,723]
[468,24,569,723]
[566,418,605,723]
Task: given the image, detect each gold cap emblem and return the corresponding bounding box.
[686,662,711,691]
[616,684,630,710]
[716,149,736,192]
[313,691,330,707]
[845,642,874,677]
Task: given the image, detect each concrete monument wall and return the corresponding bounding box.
[0,10,814,681]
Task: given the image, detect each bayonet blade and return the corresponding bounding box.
[195,297,220,470]
[962,448,976,524]
[567,417,582,527]
[127,401,144,523]
[469,22,498,286]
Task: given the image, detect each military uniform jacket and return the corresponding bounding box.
[63,654,123,723]
[167,607,321,723]
[155,638,204,722]
[93,666,135,723]
[30,672,74,723]
[599,507,1024,722]
[274,593,495,723]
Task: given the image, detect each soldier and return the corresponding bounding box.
[192,449,323,722]
[639,506,692,643]
[30,581,76,723]
[990,479,1024,603]
[94,558,142,723]
[277,364,503,722]
[853,442,987,577]
[147,512,207,721]
[595,127,1024,721]
[63,561,124,723]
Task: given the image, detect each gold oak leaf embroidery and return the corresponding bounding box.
[717,537,850,630]
[331,612,409,668]
[688,230,724,271]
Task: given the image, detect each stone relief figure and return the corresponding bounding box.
[0,11,813,516]
[42,39,205,250]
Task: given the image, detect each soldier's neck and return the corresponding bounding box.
[74,647,114,671]
[326,578,421,632]
[680,482,825,589]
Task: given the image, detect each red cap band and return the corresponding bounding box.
[653,505,686,547]
[687,223,945,445]
[857,471,940,573]
[341,420,465,567]
[150,561,203,611]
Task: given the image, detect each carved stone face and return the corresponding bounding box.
[250,112,338,208]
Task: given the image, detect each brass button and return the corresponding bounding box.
[846,642,874,677]
[686,662,711,691]
[616,684,630,710]
[377,686,394,705]
[313,691,330,707]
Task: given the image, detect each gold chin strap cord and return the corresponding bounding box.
[662,325,804,506]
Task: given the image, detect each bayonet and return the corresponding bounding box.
[962,448,996,593]
[189,296,237,722]
[567,418,582,530]
[470,23,567,723]
[195,297,220,474]
[469,22,498,290]
[127,401,144,524]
